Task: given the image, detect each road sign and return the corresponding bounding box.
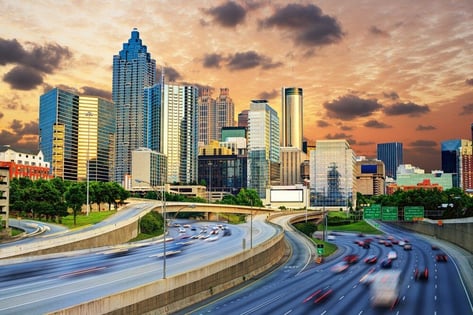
[404,206,424,221]
[382,206,398,221]
[363,204,381,219]
[317,244,324,255]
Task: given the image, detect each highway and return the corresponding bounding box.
[0,215,278,315]
[181,219,473,315]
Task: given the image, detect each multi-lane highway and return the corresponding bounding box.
[181,219,473,315]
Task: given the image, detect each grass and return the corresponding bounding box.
[324,221,381,234]
[311,238,338,257]
[61,210,117,229]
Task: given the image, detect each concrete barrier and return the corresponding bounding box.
[48,230,287,315]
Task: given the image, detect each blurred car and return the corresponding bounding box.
[223,228,232,236]
[387,251,398,260]
[331,261,349,273]
[359,268,377,285]
[380,258,393,269]
[414,267,429,280]
[403,244,412,251]
[205,236,219,242]
[365,255,378,264]
[178,227,186,233]
[436,252,448,262]
[343,254,359,264]
[363,242,371,249]
[303,287,333,304]
[431,244,439,250]
[391,239,399,245]
[384,241,392,247]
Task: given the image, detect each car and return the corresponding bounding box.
[403,244,412,251]
[387,251,398,260]
[436,252,448,262]
[327,235,336,240]
[364,255,378,264]
[384,241,392,247]
[223,229,232,236]
[331,261,349,273]
[302,287,333,304]
[343,254,359,264]
[431,244,439,250]
[178,227,186,233]
[362,242,370,249]
[380,258,393,269]
[391,239,399,245]
[205,236,219,242]
[359,268,377,285]
[414,267,429,280]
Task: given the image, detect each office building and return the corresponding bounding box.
[281,87,303,150]
[0,166,9,229]
[113,28,156,185]
[441,139,472,190]
[248,100,280,198]
[144,83,163,153]
[132,148,167,188]
[198,88,234,145]
[238,109,249,128]
[310,139,356,208]
[162,84,199,184]
[377,142,403,180]
[355,158,385,196]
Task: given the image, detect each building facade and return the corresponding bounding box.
[248,100,280,198]
[0,166,9,228]
[355,158,385,196]
[310,139,356,209]
[113,28,156,185]
[238,109,249,128]
[132,147,167,188]
[377,142,403,180]
[198,88,234,145]
[0,146,51,180]
[441,139,471,189]
[281,87,303,150]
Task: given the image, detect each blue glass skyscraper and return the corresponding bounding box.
[377,142,403,180]
[113,28,156,184]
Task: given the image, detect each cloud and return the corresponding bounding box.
[0,120,39,153]
[363,120,391,128]
[325,132,355,144]
[324,94,382,120]
[1,94,29,111]
[383,102,430,117]
[204,1,247,28]
[340,125,352,131]
[203,53,224,68]
[80,86,112,100]
[317,120,330,127]
[409,139,437,148]
[3,66,44,90]
[459,103,473,116]
[0,38,71,90]
[383,91,399,100]
[227,51,282,70]
[158,66,182,82]
[260,3,344,47]
[369,26,390,37]
[466,78,473,86]
[258,89,278,100]
[416,124,436,131]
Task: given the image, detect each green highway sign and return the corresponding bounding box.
[317,244,324,255]
[382,206,398,221]
[404,206,424,221]
[363,204,381,219]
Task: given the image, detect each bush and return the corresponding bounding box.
[140,211,163,235]
[294,222,318,237]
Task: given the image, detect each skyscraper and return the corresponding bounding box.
[441,139,472,188]
[198,88,234,145]
[113,28,156,184]
[248,100,280,198]
[238,109,249,128]
[377,142,403,180]
[281,87,303,150]
[215,88,235,141]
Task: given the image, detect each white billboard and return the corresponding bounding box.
[270,189,304,202]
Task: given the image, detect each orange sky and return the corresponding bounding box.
[1,0,472,172]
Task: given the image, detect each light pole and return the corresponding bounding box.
[250,200,253,249]
[208,161,212,203]
[85,111,93,216]
[135,179,167,279]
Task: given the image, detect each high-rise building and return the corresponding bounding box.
[281,87,303,150]
[441,139,472,189]
[144,83,163,153]
[248,100,280,198]
[162,84,199,184]
[39,88,114,181]
[198,88,234,145]
[238,109,249,128]
[113,28,156,185]
[310,139,356,208]
[355,158,385,196]
[215,88,235,141]
[377,142,403,180]
[132,147,167,188]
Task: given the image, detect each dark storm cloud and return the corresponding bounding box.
[317,120,330,127]
[324,94,383,120]
[465,78,473,86]
[158,66,182,82]
[383,102,430,117]
[383,91,399,100]
[0,120,39,152]
[258,89,278,100]
[260,3,344,47]
[409,139,437,148]
[10,119,38,134]
[205,1,247,28]
[203,53,224,68]
[227,51,282,70]
[80,86,112,100]
[3,66,43,90]
[416,124,436,131]
[369,26,389,37]
[459,103,473,116]
[363,120,391,128]
[0,38,71,90]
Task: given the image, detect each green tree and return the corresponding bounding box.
[64,183,86,225]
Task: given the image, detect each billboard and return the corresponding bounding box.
[270,189,304,202]
[361,164,377,174]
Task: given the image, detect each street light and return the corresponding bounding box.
[208,161,212,203]
[250,200,253,249]
[85,111,93,216]
[135,179,167,279]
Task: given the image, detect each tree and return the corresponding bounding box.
[64,183,86,226]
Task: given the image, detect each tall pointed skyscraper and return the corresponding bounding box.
[113,28,156,185]
[281,87,303,150]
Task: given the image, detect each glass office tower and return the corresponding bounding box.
[281,87,303,150]
[113,28,156,184]
[377,142,403,180]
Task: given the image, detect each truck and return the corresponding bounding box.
[371,269,401,308]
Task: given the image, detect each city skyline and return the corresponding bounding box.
[1,0,472,172]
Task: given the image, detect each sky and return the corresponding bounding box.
[1,0,472,172]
